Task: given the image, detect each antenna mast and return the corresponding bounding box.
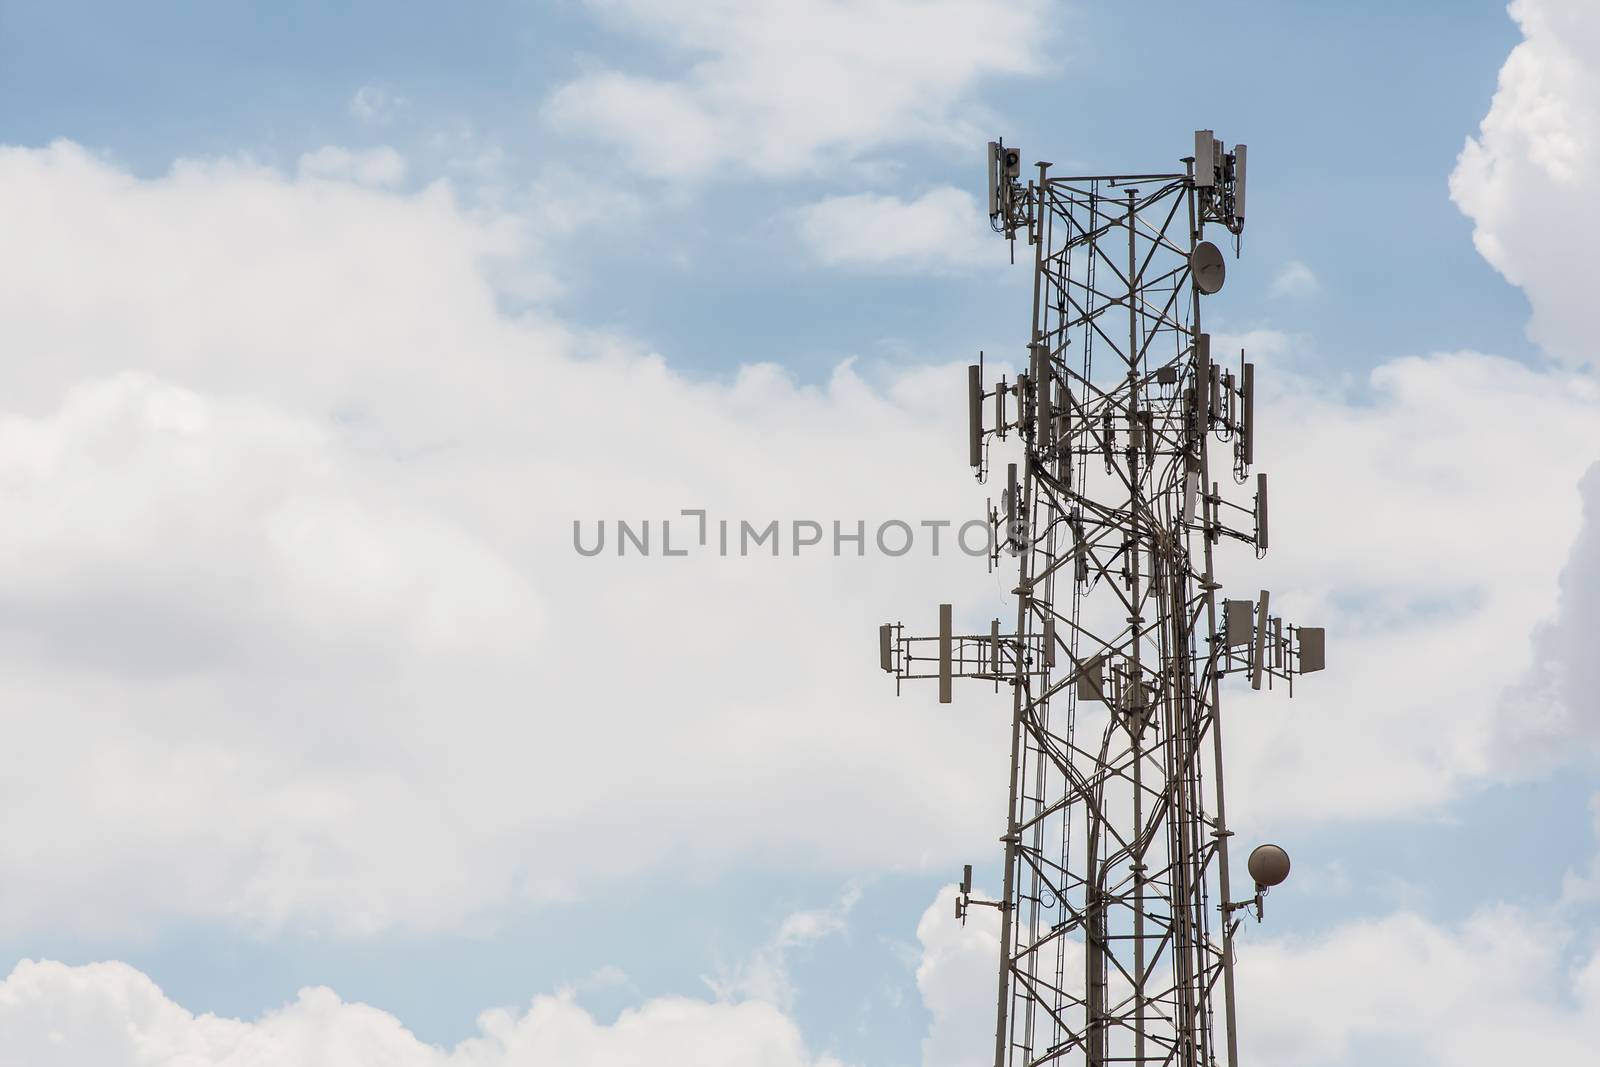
[882,132,1323,1067]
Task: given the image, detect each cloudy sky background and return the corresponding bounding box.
[1,0,1599,1063]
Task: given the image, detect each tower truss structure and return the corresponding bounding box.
[881,133,1323,1067]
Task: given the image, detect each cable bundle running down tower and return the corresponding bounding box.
[879,132,1324,1067]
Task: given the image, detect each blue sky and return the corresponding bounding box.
[1,2,1598,1065]
[1,0,1534,375]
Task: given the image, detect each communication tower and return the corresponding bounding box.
[880,132,1324,1067]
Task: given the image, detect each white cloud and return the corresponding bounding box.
[1450,0,1600,367]
[350,85,406,124]
[915,885,1003,1067]
[0,959,849,1067]
[542,0,1051,180]
[0,373,550,935]
[298,146,408,187]
[1559,795,1600,905]
[706,885,861,1010]
[1226,351,1600,819]
[1447,0,1600,764]
[1503,461,1600,763]
[911,837,1600,1067]
[0,140,1007,935]
[4,6,1599,1062]
[1268,260,1318,298]
[904,9,1600,1060]
[1236,905,1600,1066]
[795,187,1000,273]
[22,876,1600,1067]
[0,137,1596,939]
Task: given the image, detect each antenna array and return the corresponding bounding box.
[883,132,1322,1067]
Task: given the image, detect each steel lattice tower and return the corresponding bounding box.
[880,132,1323,1067]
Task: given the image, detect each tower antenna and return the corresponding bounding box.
[885,132,1322,1067]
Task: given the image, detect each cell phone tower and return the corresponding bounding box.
[879,133,1324,1067]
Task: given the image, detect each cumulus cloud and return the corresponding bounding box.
[6,5,1600,1063]
[0,140,1008,935]
[1268,260,1318,298]
[23,884,1600,1067]
[908,834,1600,1067]
[706,885,861,1010]
[1450,0,1600,367]
[0,136,1595,939]
[0,959,848,1067]
[1448,0,1600,764]
[795,187,1000,273]
[0,373,549,934]
[1237,904,1600,1066]
[915,885,1002,1067]
[298,146,407,187]
[541,0,1051,180]
[1503,461,1600,762]
[0,884,990,1067]
[1226,351,1600,819]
